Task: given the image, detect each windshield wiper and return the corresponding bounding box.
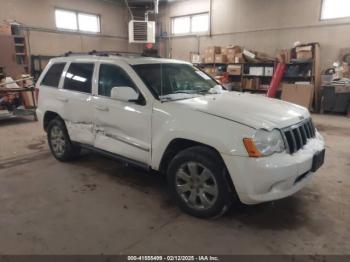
[174,90,194,94]
[159,93,198,103]
[195,89,211,94]
[174,89,211,95]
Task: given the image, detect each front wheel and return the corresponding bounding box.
[167,146,235,218]
[47,118,80,162]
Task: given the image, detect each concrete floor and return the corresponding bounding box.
[0,114,349,255]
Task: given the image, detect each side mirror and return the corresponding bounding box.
[111,86,139,102]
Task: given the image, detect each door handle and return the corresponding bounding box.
[95,105,109,112]
[57,97,69,103]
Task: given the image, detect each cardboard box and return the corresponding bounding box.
[221,46,242,61]
[205,46,221,56]
[264,67,274,76]
[249,67,264,76]
[334,85,350,94]
[203,46,221,63]
[277,49,291,64]
[260,84,270,90]
[227,65,241,75]
[297,51,313,60]
[190,53,202,64]
[203,67,213,76]
[21,91,35,108]
[296,45,313,60]
[255,52,274,62]
[203,67,219,77]
[215,54,228,63]
[235,53,245,63]
[243,78,254,89]
[343,62,349,74]
[243,49,256,59]
[227,54,235,63]
[243,78,260,90]
[227,53,244,63]
[227,46,242,55]
[0,24,11,35]
[254,78,261,89]
[204,55,215,63]
[281,83,314,109]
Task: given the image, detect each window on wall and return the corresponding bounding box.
[172,13,209,35]
[55,9,100,33]
[78,13,100,32]
[55,10,77,31]
[191,13,209,33]
[321,0,350,20]
[172,16,191,35]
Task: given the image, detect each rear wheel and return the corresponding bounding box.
[47,118,80,162]
[167,146,236,218]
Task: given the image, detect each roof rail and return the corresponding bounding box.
[63,50,142,57]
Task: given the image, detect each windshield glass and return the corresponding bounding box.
[132,63,219,101]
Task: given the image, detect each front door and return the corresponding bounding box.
[92,63,152,165]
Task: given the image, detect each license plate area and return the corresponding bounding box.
[311,149,325,172]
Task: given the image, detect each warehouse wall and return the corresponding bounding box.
[0,0,141,56]
[159,0,350,69]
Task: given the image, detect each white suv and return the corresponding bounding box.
[36,53,325,218]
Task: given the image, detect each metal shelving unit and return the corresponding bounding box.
[196,61,276,93]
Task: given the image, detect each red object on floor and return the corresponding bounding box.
[221,72,230,84]
[267,63,287,98]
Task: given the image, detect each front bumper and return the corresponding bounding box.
[222,132,325,205]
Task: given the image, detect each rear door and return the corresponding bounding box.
[59,62,96,145]
[92,62,152,165]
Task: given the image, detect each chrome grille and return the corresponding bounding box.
[282,119,316,154]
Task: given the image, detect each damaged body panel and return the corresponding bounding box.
[92,95,152,164]
[61,91,95,145]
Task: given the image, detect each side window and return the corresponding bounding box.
[41,63,66,88]
[98,64,137,97]
[63,63,94,93]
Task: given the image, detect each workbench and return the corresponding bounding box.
[0,86,37,121]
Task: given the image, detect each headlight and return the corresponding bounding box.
[244,129,285,157]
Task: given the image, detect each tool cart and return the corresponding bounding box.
[0,76,37,121]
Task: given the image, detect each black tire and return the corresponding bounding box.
[167,146,238,218]
[47,117,81,162]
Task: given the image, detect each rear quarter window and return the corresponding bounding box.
[41,63,66,88]
[63,63,94,94]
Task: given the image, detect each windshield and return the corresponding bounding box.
[132,63,219,101]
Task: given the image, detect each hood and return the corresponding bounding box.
[174,92,310,130]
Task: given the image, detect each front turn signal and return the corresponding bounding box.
[243,138,262,158]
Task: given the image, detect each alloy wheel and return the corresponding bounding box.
[175,162,219,210]
[50,126,66,157]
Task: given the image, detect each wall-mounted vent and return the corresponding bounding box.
[128,20,155,44]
